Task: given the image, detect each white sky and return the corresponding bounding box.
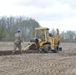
[0,0,76,32]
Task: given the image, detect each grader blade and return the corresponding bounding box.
[24,42,37,51]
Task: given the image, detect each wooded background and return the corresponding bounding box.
[0,16,76,42]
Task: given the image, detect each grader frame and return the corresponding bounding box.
[24,27,62,53]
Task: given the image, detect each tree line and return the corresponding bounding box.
[51,28,76,42]
[0,16,76,42]
[60,31,76,42]
[0,16,40,41]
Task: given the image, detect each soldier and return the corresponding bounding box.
[12,29,23,54]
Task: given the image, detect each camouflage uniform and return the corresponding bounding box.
[12,32,22,54]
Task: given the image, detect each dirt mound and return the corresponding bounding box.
[0,50,42,56]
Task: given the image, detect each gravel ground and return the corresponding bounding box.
[0,43,76,75]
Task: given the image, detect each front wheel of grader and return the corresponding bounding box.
[43,44,52,53]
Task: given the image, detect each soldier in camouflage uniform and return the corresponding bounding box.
[12,29,23,54]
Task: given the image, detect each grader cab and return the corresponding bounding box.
[24,27,62,53]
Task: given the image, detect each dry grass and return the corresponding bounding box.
[0,42,29,50]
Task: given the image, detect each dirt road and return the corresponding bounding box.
[0,43,76,75]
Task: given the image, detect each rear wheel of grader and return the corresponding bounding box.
[43,44,52,53]
[53,45,59,53]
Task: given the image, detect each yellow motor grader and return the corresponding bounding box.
[24,27,62,53]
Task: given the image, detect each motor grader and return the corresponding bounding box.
[24,27,62,53]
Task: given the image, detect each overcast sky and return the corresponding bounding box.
[0,0,76,31]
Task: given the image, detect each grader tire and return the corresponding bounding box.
[54,45,59,53]
[59,47,62,51]
[43,44,51,53]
